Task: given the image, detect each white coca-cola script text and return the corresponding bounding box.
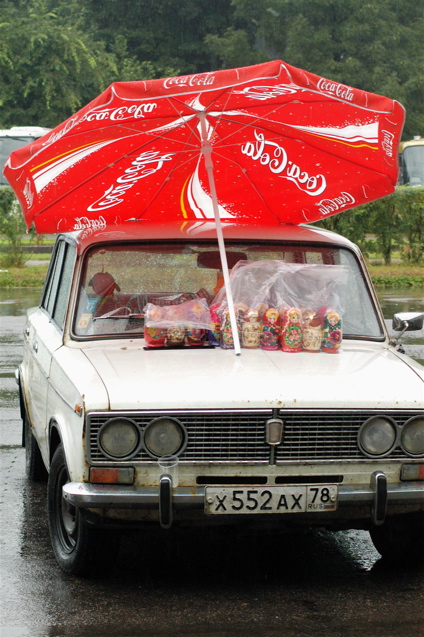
[317,78,354,102]
[315,192,356,216]
[241,131,327,196]
[82,103,157,122]
[73,216,107,231]
[87,151,174,212]
[163,73,215,89]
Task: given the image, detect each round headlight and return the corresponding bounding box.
[358,416,397,456]
[144,417,185,458]
[401,416,424,456]
[98,418,140,459]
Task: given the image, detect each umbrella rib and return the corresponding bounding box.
[32,116,204,221]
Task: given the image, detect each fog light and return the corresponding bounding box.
[90,467,135,484]
[400,464,424,481]
[401,416,424,456]
[98,418,140,459]
[358,416,397,456]
[144,417,186,458]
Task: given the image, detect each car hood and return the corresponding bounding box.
[81,341,423,411]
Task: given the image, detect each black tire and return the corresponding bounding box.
[47,444,120,576]
[24,415,48,482]
[370,514,424,564]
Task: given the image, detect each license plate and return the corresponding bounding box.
[205,485,338,515]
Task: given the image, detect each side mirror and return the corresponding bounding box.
[390,312,424,349]
[392,312,424,332]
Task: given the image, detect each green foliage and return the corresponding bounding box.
[217,0,424,138]
[0,186,28,266]
[0,0,422,136]
[0,0,117,127]
[395,186,424,263]
[316,187,424,265]
[371,274,424,288]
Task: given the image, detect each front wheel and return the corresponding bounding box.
[370,514,424,564]
[47,444,119,576]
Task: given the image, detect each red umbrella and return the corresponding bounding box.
[4,60,404,353]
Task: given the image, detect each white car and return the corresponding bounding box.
[17,221,424,575]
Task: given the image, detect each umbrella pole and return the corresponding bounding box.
[198,114,241,355]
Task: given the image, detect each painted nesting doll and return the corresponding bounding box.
[186,300,206,345]
[166,324,186,346]
[322,308,342,353]
[166,305,186,346]
[281,307,303,352]
[302,311,322,352]
[261,308,280,350]
[144,305,167,348]
[220,307,234,349]
[242,308,262,349]
[208,303,221,346]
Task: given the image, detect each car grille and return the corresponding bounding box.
[87,409,419,464]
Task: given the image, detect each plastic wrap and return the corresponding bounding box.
[144,298,211,347]
[213,260,348,313]
[213,260,347,352]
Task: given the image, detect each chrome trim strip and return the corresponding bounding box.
[63,481,424,509]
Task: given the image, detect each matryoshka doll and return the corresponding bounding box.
[235,302,248,344]
[242,308,261,349]
[261,308,280,350]
[208,303,221,346]
[144,305,167,348]
[166,324,186,346]
[220,307,234,349]
[186,300,206,346]
[302,310,322,353]
[322,308,342,353]
[166,305,186,347]
[281,307,303,352]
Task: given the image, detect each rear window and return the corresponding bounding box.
[73,241,383,340]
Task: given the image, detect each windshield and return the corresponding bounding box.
[0,136,34,185]
[400,145,424,186]
[73,241,384,341]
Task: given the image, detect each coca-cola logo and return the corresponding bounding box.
[315,192,356,216]
[82,103,157,123]
[87,150,174,212]
[45,117,78,146]
[317,78,354,102]
[241,130,327,196]
[73,216,107,231]
[23,179,34,208]
[381,130,395,157]
[163,73,215,89]
[233,84,298,101]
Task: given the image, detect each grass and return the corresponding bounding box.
[366,261,424,288]
[0,263,50,288]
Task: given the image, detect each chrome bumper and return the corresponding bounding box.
[63,478,424,512]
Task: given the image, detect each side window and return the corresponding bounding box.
[42,241,64,316]
[53,243,76,328]
[42,240,76,329]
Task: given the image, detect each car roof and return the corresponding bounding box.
[62,221,355,254]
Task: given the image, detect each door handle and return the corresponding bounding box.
[33,341,38,353]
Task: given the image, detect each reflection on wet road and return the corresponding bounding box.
[0,288,423,637]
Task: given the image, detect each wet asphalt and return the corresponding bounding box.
[0,289,423,637]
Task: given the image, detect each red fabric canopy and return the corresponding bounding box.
[4,60,404,235]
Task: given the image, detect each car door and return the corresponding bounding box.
[24,238,76,452]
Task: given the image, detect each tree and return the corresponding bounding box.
[0,187,27,267]
[0,0,118,127]
[78,0,233,76]
[209,0,424,139]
